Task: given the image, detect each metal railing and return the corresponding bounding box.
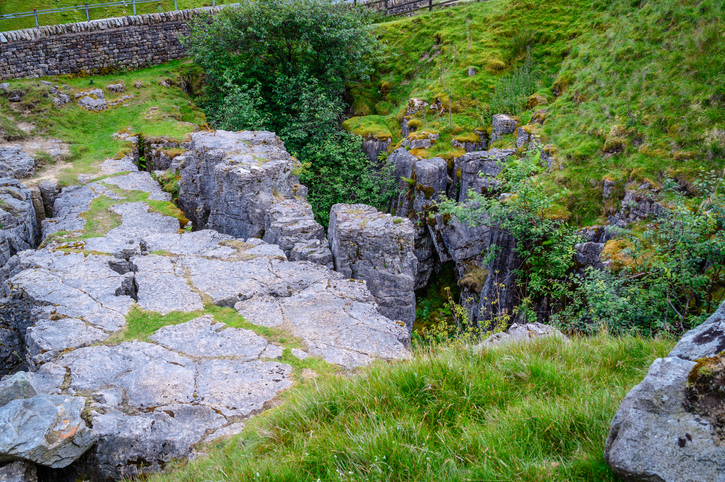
[0,0,469,32]
[0,0,222,28]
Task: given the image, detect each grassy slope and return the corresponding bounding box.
[151,334,673,482]
[0,60,206,185]
[350,0,725,224]
[0,0,238,32]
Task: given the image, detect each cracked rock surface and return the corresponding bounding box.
[0,139,410,480]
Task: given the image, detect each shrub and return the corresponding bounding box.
[183,0,393,224]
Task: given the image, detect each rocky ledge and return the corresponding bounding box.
[0,133,409,480]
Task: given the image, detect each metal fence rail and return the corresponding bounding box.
[0,0,220,27]
[1,0,471,31]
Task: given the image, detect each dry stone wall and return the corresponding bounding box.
[0,7,223,80]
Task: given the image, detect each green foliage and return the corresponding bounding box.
[149,334,673,482]
[441,149,581,314]
[558,176,725,334]
[484,47,541,117]
[184,0,395,224]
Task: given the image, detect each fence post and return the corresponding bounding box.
[174,0,178,10]
[132,0,136,15]
[33,9,39,27]
[384,0,388,15]
[213,0,216,6]
[85,3,90,21]
[428,0,432,11]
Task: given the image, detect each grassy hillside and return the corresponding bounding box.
[349,0,725,224]
[0,0,237,32]
[0,60,205,185]
[150,334,673,482]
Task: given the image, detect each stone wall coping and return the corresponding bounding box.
[0,5,226,44]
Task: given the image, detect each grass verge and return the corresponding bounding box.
[149,333,673,482]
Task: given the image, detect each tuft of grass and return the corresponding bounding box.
[149,333,673,482]
[106,305,204,343]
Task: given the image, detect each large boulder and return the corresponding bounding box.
[328,203,417,331]
[604,302,725,481]
[0,373,96,469]
[0,177,39,267]
[177,130,310,240]
[0,148,34,179]
[491,114,518,143]
[0,461,37,482]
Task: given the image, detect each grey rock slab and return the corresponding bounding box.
[103,172,170,201]
[144,230,238,259]
[205,422,245,443]
[491,114,517,142]
[89,405,225,480]
[25,318,108,368]
[0,460,37,482]
[133,255,203,314]
[150,316,269,360]
[106,202,179,238]
[41,184,99,240]
[278,279,410,368]
[0,394,97,468]
[195,359,292,417]
[0,373,36,408]
[0,147,34,179]
[181,256,281,307]
[261,344,284,359]
[99,156,138,175]
[235,297,285,327]
[53,342,196,409]
[177,130,305,239]
[0,178,39,268]
[669,302,725,361]
[262,199,326,257]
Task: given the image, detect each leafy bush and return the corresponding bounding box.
[183,0,394,225]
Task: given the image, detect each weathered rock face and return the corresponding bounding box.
[0,460,37,482]
[143,137,188,171]
[609,186,664,228]
[454,148,515,202]
[0,178,39,269]
[0,148,35,179]
[491,114,518,143]
[177,130,307,239]
[574,241,605,270]
[604,302,725,481]
[0,151,409,479]
[362,136,392,164]
[329,203,418,331]
[262,199,331,267]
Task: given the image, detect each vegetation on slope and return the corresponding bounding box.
[352,0,725,224]
[150,334,673,482]
[0,60,205,185]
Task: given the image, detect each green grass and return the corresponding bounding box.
[0,0,239,32]
[351,0,725,225]
[149,334,673,482]
[0,60,206,186]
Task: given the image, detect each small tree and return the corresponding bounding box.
[183,0,394,225]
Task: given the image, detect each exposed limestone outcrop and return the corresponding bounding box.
[179,131,302,234]
[74,89,107,111]
[491,114,517,143]
[0,178,39,268]
[0,146,409,479]
[604,302,725,481]
[329,203,417,331]
[0,147,35,179]
[453,148,515,202]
